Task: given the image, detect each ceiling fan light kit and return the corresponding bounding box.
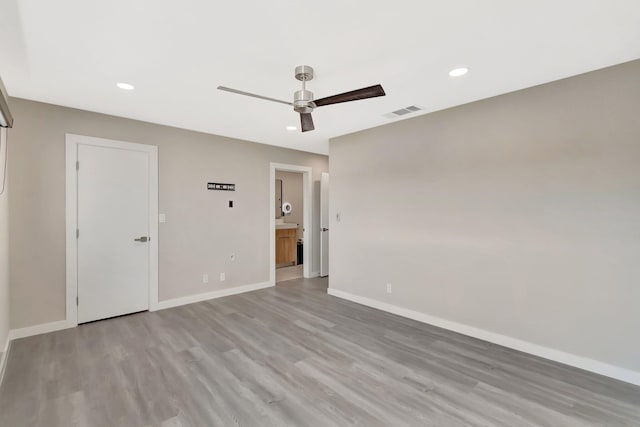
[218,65,386,133]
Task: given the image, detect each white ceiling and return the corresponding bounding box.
[1,1,639,155]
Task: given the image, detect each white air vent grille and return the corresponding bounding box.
[383,105,423,119]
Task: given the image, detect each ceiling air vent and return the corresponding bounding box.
[391,108,412,116]
[383,105,422,120]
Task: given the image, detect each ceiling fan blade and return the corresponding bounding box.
[313,84,386,107]
[217,86,292,106]
[300,113,315,132]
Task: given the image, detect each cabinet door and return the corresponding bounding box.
[276,232,287,264]
[276,229,297,265]
[282,233,294,264]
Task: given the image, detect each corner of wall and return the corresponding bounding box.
[0,126,11,384]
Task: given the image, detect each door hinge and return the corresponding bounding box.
[76,228,79,239]
[76,161,79,171]
[76,296,78,305]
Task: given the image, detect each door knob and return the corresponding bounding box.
[322,228,329,232]
[134,236,149,242]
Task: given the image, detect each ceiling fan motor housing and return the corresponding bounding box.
[294,65,315,113]
[294,90,314,113]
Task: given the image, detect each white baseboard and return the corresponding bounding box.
[8,319,76,341]
[155,281,274,311]
[308,271,320,278]
[327,288,640,387]
[4,281,275,343]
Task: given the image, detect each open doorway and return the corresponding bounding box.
[275,171,304,282]
[270,163,312,284]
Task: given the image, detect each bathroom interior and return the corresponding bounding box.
[275,171,304,283]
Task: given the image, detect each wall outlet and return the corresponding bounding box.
[202,274,209,284]
[386,283,392,294]
[220,272,226,282]
[336,213,341,222]
[230,253,236,262]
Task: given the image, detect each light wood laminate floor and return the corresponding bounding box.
[1,277,639,426]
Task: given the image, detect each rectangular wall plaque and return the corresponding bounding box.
[207,182,235,191]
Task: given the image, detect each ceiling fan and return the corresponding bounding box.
[218,65,386,132]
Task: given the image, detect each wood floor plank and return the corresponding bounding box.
[1,277,639,426]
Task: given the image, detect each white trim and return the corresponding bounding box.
[309,271,321,278]
[320,172,330,277]
[65,134,159,325]
[4,281,272,337]
[156,281,273,310]
[8,319,75,341]
[65,139,78,326]
[0,279,272,380]
[270,163,313,284]
[327,288,640,387]
[148,145,159,310]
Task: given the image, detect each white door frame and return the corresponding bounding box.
[270,163,312,284]
[320,172,329,277]
[65,134,159,327]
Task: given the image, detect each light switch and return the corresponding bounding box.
[159,213,166,223]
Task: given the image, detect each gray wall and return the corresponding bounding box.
[276,171,304,241]
[329,60,640,372]
[8,98,328,329]
[0,128,9,350]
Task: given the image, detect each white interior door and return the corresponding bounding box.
[320,172,329,277]
[77,143,150,323]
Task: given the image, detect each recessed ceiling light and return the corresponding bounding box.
[286,125,297,131]
[116,82,135,90]
[448,67,469,77]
